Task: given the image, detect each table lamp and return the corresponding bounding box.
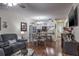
[21,31,25,39]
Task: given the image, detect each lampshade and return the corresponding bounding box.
[21,31,25,34]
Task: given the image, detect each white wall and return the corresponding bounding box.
[73,26,79,42]
[0,8,32,42]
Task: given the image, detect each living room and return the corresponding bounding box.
[0,3,79,56]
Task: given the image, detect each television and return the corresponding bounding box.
[74,6,78,26]
[69,6,78,27]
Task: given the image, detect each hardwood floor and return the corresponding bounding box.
[27,40,72,56]
[27,40,57,56]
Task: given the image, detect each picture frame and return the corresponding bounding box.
[21,22,27,31]
[42,26,47,31]
[3,21,8,28]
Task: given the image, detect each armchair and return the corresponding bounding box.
[0,34,27,56]
[0,48,5,56]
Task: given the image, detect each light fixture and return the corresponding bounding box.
[32,16,51,20]
[21,31,25,39]
[36,22,44,24]
[3,3,18,6]
[21,31,25,35]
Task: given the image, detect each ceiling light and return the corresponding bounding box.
[36,22,44,24]
[32,16,51,20]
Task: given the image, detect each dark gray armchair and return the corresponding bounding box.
[0,48,5,56]
[0,34,27,56]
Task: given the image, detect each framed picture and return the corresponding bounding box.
[21,22,27,31]
[42,26,47,31]
[0,17,1,30]
[3,21,8,28]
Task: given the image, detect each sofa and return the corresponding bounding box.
[0,34,27,56]
[0,48,5,56]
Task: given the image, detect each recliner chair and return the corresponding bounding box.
[0,48,5,56]
[0,34,27,56]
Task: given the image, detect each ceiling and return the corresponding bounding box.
[0,3,73,19]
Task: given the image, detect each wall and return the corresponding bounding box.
[73,26,79,42]
[0,8,32,42]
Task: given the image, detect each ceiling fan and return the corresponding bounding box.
[0,3,26,8]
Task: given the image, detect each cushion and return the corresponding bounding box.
[1,34,17,41]
[8,39,16,44]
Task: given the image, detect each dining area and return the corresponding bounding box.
[31,28,54,47]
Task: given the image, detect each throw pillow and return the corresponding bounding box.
[8,39,16,44]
